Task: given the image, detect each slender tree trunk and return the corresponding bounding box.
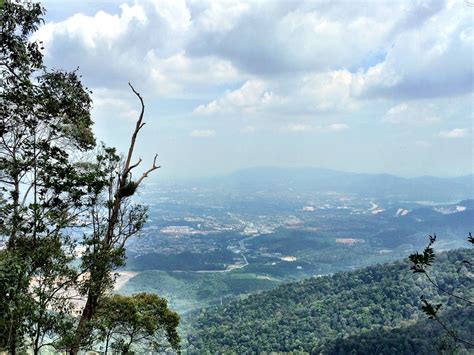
[104,331,111,355]
[8,174,20,249]
[33,130,37,243]
[5,221,19,350]
[70,85,156,354]
[33,344,40,355]
[34,325,41,355]
[70,295,95,355]
[33,307,43,355]
[9,326,17,355]
[70,129,129,355]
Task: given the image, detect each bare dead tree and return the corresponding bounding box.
[69,84,160,354]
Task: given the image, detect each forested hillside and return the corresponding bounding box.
[187,249,473,353]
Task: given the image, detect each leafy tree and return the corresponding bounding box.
[409,233,474,348]
[1,1,174,354]
[1,1,97,353]
[92,293,180,354]
[68,84,161,354]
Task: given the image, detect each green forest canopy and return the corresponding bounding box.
[187,249,473,354]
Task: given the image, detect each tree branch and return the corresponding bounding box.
[124,83,145,176]
[135,154,160,187]
[126,158,142,175]
[424,272,474,306]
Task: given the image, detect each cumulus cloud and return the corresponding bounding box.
[438,128,469,138]
[352,1,472,99]
[287,123,312,132]
[194,79,275,115]
[190,129,216,137]
[91,88,141,122]
[186,1,429,75]
[194,70,357,118]
[34,0,242,96]
[383,102,440,124]
[33,0,472,139]
[33,0,472,177]
[328,123,349,131]
[296,71,356,113]
[35,0,471,103]
[285,123,349,133]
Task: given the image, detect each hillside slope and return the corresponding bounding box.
[187,249,473,354]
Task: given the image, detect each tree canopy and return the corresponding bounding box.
[0,1,179,353]
[93,293,180,354]
[188,248,473,354]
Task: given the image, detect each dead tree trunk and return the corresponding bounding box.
[69,84,160,354]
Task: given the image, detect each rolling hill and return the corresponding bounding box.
[187,248,473,354]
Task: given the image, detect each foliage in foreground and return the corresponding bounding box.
[408,233,473,348]
[0,1,179,353]
[92,293,180,354]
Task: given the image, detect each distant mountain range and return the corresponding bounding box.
[192,167,473,202]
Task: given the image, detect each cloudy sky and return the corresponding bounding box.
[37,0,473,179]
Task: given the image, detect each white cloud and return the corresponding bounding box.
[190,129,216,137]
[287,123,312,132]
[194,70,357,118]
[296,71,357,113]
[186,1,417,75]
[285,123,349,133]
[383,102,440,124]
[146,51,241,95]
[36,4,147,49]
[328,123,349,131]
[32,0,473,178]
[35,0,471,104]
[92,88,141,122]
[353,1,472,99]
[189,0,250,33]
[439,128,468,138]
[194,79,275,115]
[34,0,242,96]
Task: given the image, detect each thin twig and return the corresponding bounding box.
[434,316,474,347]
[424,272,474,306]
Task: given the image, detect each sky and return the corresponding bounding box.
[35,0,473,180]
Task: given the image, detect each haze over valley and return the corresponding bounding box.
[2,0,473,353]
[117,167,474,314]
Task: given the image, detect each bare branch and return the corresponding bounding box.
[123,83,145,175]
[126,157,142,175]
[135,154,160,187]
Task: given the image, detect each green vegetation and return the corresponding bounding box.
[187,249,473,353]
[2,1,471,354]
[91,293,180,354]
[0,1,178,353]
[1,1,96,352]
[408,234,474,347]
[126,249,236,271]
[119,270,280,314]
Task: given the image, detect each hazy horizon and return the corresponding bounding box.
[145,165,474,186]
[38,0,473,180]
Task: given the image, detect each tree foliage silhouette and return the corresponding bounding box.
[69,85,163,353]
[409,233,473,347]
[92,293,180,354]
[0,1,179,353]
[1,1,96,352]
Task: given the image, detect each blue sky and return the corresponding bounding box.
[37,0,473,179]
